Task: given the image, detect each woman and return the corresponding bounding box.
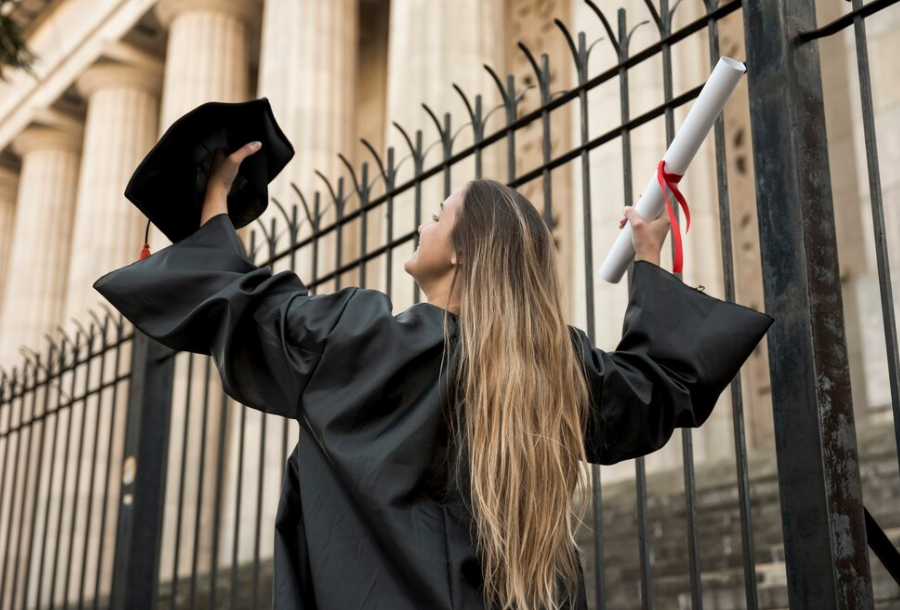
[94,143,773,610]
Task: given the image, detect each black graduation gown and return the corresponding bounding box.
[93,213,774,610]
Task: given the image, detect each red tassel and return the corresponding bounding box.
[656,160,691,275]
[138,243,151,260]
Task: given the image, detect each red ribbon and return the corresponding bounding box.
[656,159,691,274]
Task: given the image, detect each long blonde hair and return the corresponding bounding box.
[441,179,592,610]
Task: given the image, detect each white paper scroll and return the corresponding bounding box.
[598,56,747,283]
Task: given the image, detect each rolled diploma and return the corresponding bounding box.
[598,56,747,283]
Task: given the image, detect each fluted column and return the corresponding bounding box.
[385,0,505,146]
[384,0,506,309]
[0,167,19,325]
[255,0,358,279]
[64,62,163,324]
[215,0,359,567]
[257,0,357,210]
[0,126,82,367]
[152,0,257,583]
[152,0,256,252]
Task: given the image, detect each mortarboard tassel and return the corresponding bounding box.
[138,218,151,260]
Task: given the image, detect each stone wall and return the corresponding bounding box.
[575,421,900,609]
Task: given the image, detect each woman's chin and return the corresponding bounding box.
[402,256,416,278]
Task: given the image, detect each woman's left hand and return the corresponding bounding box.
[200,141,262,226]
[618,205,670,266]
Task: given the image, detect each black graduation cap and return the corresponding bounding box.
[126,97,294,254]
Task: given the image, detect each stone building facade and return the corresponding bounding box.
[0,0,895,607]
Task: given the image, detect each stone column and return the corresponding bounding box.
[152,0,257,252]
[0,167,19,325]
[254,0,357,283]
[0,125,82,368]
[215,0,359,567]
[257,0,357,212]
[384,0,506,309]
[152,0,257,583]
[64,62,163,324]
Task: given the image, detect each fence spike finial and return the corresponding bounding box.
[584,0,621,54]
[392,121,419,162]
[518,41,544,84]
[290,183,318,230]
[55,324,73,346]
[87,307,110,343]
[555,19,580,64]
[627,19,651,49]
[360,139,388,184]
[483,64,509,102]
[420,103,447,143]
[640,0,663,31]
[18,346,38,370]
[337,153,362,197]
[452,84,476,121]
[314,170,339,208]
[268,196,294,232]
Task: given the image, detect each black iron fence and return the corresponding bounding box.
[1,0,899,609]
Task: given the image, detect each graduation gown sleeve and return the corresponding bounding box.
[92,212,356,419]
[572,260,774,465]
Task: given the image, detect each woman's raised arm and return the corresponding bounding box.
[571,261,774,465]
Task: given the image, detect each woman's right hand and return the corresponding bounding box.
[618,206,670,266]
[200,141,262,226]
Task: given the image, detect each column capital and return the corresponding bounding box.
[77,62,164,98]
[12,125,83,157]
[155,0,261,28]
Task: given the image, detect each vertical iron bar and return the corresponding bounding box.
[0,368,25,609]
[188,358,214,610]
[612,9,652,607]
[50,336,81,610]
[108,332,175,610]
[78,334,107,609]
[0,373,16,609]
[657,0,703,603]
[705,4,759,606]
[413,131,423,304]
[443,113,452,198]
[849,0,900,478]
[312,194,321,293]
[385,149,395,297]
[743,0,874,606]
[252,410,267,610]
[574,28,604,610]
[229,403,247,610]
[539,54,554,228]
[209,390,229,610]
[228,406,247,610]
[36,344,65,610]
[8,362,38,610]
[22,352,53,610]
[170,353,195,610]
[335,179,345,291]
[93,318,126,610]
[635,456,652,610]
[359,163,369,288]
[474,96,483,179]
[63,334,95,610]
[506,75,517,183]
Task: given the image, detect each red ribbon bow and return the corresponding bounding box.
[656,159,691,274]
